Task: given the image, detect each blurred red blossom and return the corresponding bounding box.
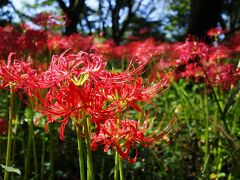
[31,12,65,29]
[207,27,226,37]
[47,33,93,52]
[228,31,240,53]
[172,39,239,89]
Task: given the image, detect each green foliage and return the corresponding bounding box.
[164,0,190,40]
[1,164,21,176]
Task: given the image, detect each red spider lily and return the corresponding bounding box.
[209,45,232,61]
[2,49,170,143]
[173,39,209,81]
[0,53,59,89]
[91,118,154,163]
[0,26,21,59]
[98,76,168,113]
[31,12,65,29]
[0,24,49,59]
[0,53,40,89]
[96,58,150,85]
[175,39,210,66]
[228,31,240,53]
[84,72,169,126]
[91,117,177,163]
[98,37,182,67]
[0,51,107,140]
[47,34,62,51]
[207,27,226,37]
[172,39,239,88]
[0,24,93,60]
[95,40,118,60]
[96,38,156,62]
[20,51,108,139]
[47,33,93,53]
[18,26,48,58]
[29,83,87,140]
[205,63,240,89]
[97,38,157,63]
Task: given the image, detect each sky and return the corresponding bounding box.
[12,0,99,12]
[12,0,40,12]
[9,0,173,38]
[11,0,166,20]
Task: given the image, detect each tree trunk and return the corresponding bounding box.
[188,0,224,41]
[57,0,85,35]
[65,12,78,35]
[229,0,240,31]
[110,0,141,44]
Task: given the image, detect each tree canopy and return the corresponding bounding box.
[1,0,240,42]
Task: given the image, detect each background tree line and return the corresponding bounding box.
[1,0,240,43]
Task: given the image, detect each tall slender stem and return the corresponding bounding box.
[119,155,123,180]
[84,118,94,180]
[24,113,33,180]
[203,87,209,161]
[199,61,229,133]
[114,151,119,180]
[31,117,38,179]
[4,87,14,180]
[200,86,209,179]
[11,114,18,163]
[76,125,85,180]
[198,86,209,179]
[49,130,54,180]
[40,135,45,180]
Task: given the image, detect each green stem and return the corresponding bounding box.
[76,126,85,180]
[31,119,38,179]
[84,118,94,180]
[216,140,223,180]
[232,94,240,133]
[24,113,33,180]
[203,87,209,160]
[199,62,229,133]
[200,86,209,179]
[11,114,18,163]
[119,155,123,180]
[49,130,54,180]
[172,82,192,129]
[114,151,119,180]
[213,101,218,133]
[40,135,45,180]
[4,87,14,180]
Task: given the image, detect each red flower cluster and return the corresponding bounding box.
[0,50,170,162]
[47,33,93,53]
[96,38,180,65]
[31,12,64,29]
[229,31,240,53]
[172,39,239,89]
[0,25,48,59]
[0,24,93,60]
[91,118,153,163]
[91,116,176,163]
[96,36,239,90]
[207,27,226,37]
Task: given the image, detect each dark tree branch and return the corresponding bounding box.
[56,0,86,35]
[56,0,68,13]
